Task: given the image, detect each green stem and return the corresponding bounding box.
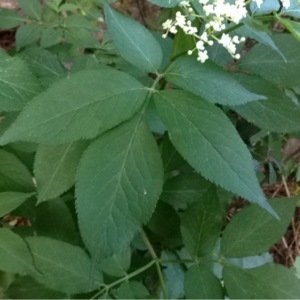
[140,230,169,299]
[90,260,156,299]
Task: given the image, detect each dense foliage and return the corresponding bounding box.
[0,0,300,298]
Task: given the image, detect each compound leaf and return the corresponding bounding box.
[0,56,42,111]
[224,263,300,299]
[34,142,87,203]
[26,236,103,294]
[105,4,163,73]
[232,74,300,132]
[0,69,147,145]
[221,197,296,258]
[181,189,223,258]
[154,90,274,215]
[185,264,223,299]
[165,56,266,105]
[76,115,163,261]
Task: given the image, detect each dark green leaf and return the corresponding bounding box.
[147,0,181,7]
[0,149,34,192]
[0,56,42,111]
[221,198,296,258]
[7,276,66,299]
[0,191,35,217]
[224,263,300,299]
[154,90,274,215]
[76,115,163,261]
[26,236,103,294]
[117,281,149,299]
[147,201,180,238]
[40,27,64,48]
[165,56,266,105]
[185,264,223,299]
[34,142,87,203]
[18,0,42,20]
[64,27,100,48]
[0,229,36,276]
[15,22,43,50]
[104,4,163,73]
[64,15,97,31]
[0,8,27,29]
[162,173,213,210]
[233,74,300,132]
[100,247,131,277]
[239,34,300,88]
[181,189,223,258]
[21,46,66,87]
[36,199,79,245]
[0,69,147,145]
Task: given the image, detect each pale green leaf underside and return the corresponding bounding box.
[154,90,274,215]
[76,115,164,261]
[0,229,36,276]
[0,68,147,145]
[224,263,300,299]
[26,236,103,294]
[165,56,266,105]
[105,4,163,73]
[232,74,300,132]
[221,198,296,258]
[0,191,35,218]
[34,142,87,203]
[239,34,300,88]
[0,56,42,111]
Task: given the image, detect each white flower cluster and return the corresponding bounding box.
[162,0,290,63]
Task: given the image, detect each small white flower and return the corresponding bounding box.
[162,19,173,30]
[281,0,290,8]
[197,50,209,63]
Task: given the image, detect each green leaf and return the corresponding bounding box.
[0,191,35,218]
[64,14,97,31]
[26,236,103,294]
[64,27,100,48]
[0,69,147,145]
[185,264,223,299]
[104,4,163,73]
[250,0,280,15]
[117,281,149,299]
[232,74,300,132]
[0,9,27,29]
[7,276,66,299]
[154,90,274,215]
[21,46,66,88]
[0,149,34,192]
[0,56,42,111]
[15,23,43,50]
[221,197,296,258]
[40,27,64,48]
[36,199,79,245]
[34,142,87,203]
[76,115,164,261]
[165,56,266,105]
[18,0,42,20]
[0,229,36,276]
[181,189,223,258]
[161,251,185,299]
[147,201,180,238]
[161,173,213,210]
[100,247,131,277]
[295,256,300,279]
[224,263,300,299]
[239,34,300,88]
